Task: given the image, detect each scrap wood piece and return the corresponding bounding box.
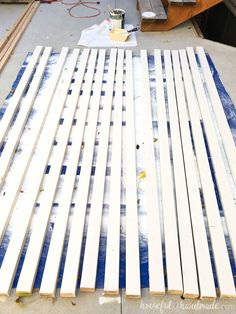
[0,0,39,72]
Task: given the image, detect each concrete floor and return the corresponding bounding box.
[0,1,235,313]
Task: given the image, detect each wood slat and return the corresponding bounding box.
[74,49,117,293]
[39,49,95,297]
[103,49,124,295]
[0,46,51,189]
[196,47,236,186]
[172,50,215,299]
[125,50,141,298]
[187,47,236,265]
[164,49,199,298]
[154,49,183,295]
[16,49,92,297]
[0,49,80,297]
[0,45,42,146]
[60,49,106,297]
[0,47,69,244]
[186,47,236,298]
[140,50,165,295]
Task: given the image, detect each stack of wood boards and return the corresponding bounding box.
[0,0,39,72]
[0,47,235,299]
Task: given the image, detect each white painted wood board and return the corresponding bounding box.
[124,50,141,298]
[154,49,183,295]
[139,49,165,295]
[60,49,106,297]
[164,49,199,298]
[75,49,117,293]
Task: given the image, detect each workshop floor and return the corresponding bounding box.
[0,1,235,313]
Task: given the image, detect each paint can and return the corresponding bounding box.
[110,9,125,30]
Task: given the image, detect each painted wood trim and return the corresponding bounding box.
[39,49,95,297]
[154,49,183,295]
[172,49,215,299]
[0,48,68,242]
[0,47,69,244]
[164,49,199,298]
[60,49,106,297]
[196,47,236,185]
[186,47,236,298]
[16,49,91,296]
[74,49,117,293]
[187,47,236,266]
[0,49,80,297]
[0,45,43,146]
[103,49,124,295]
[124,50,141,298]
[0,47,52,189]
[139,49,165,295]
